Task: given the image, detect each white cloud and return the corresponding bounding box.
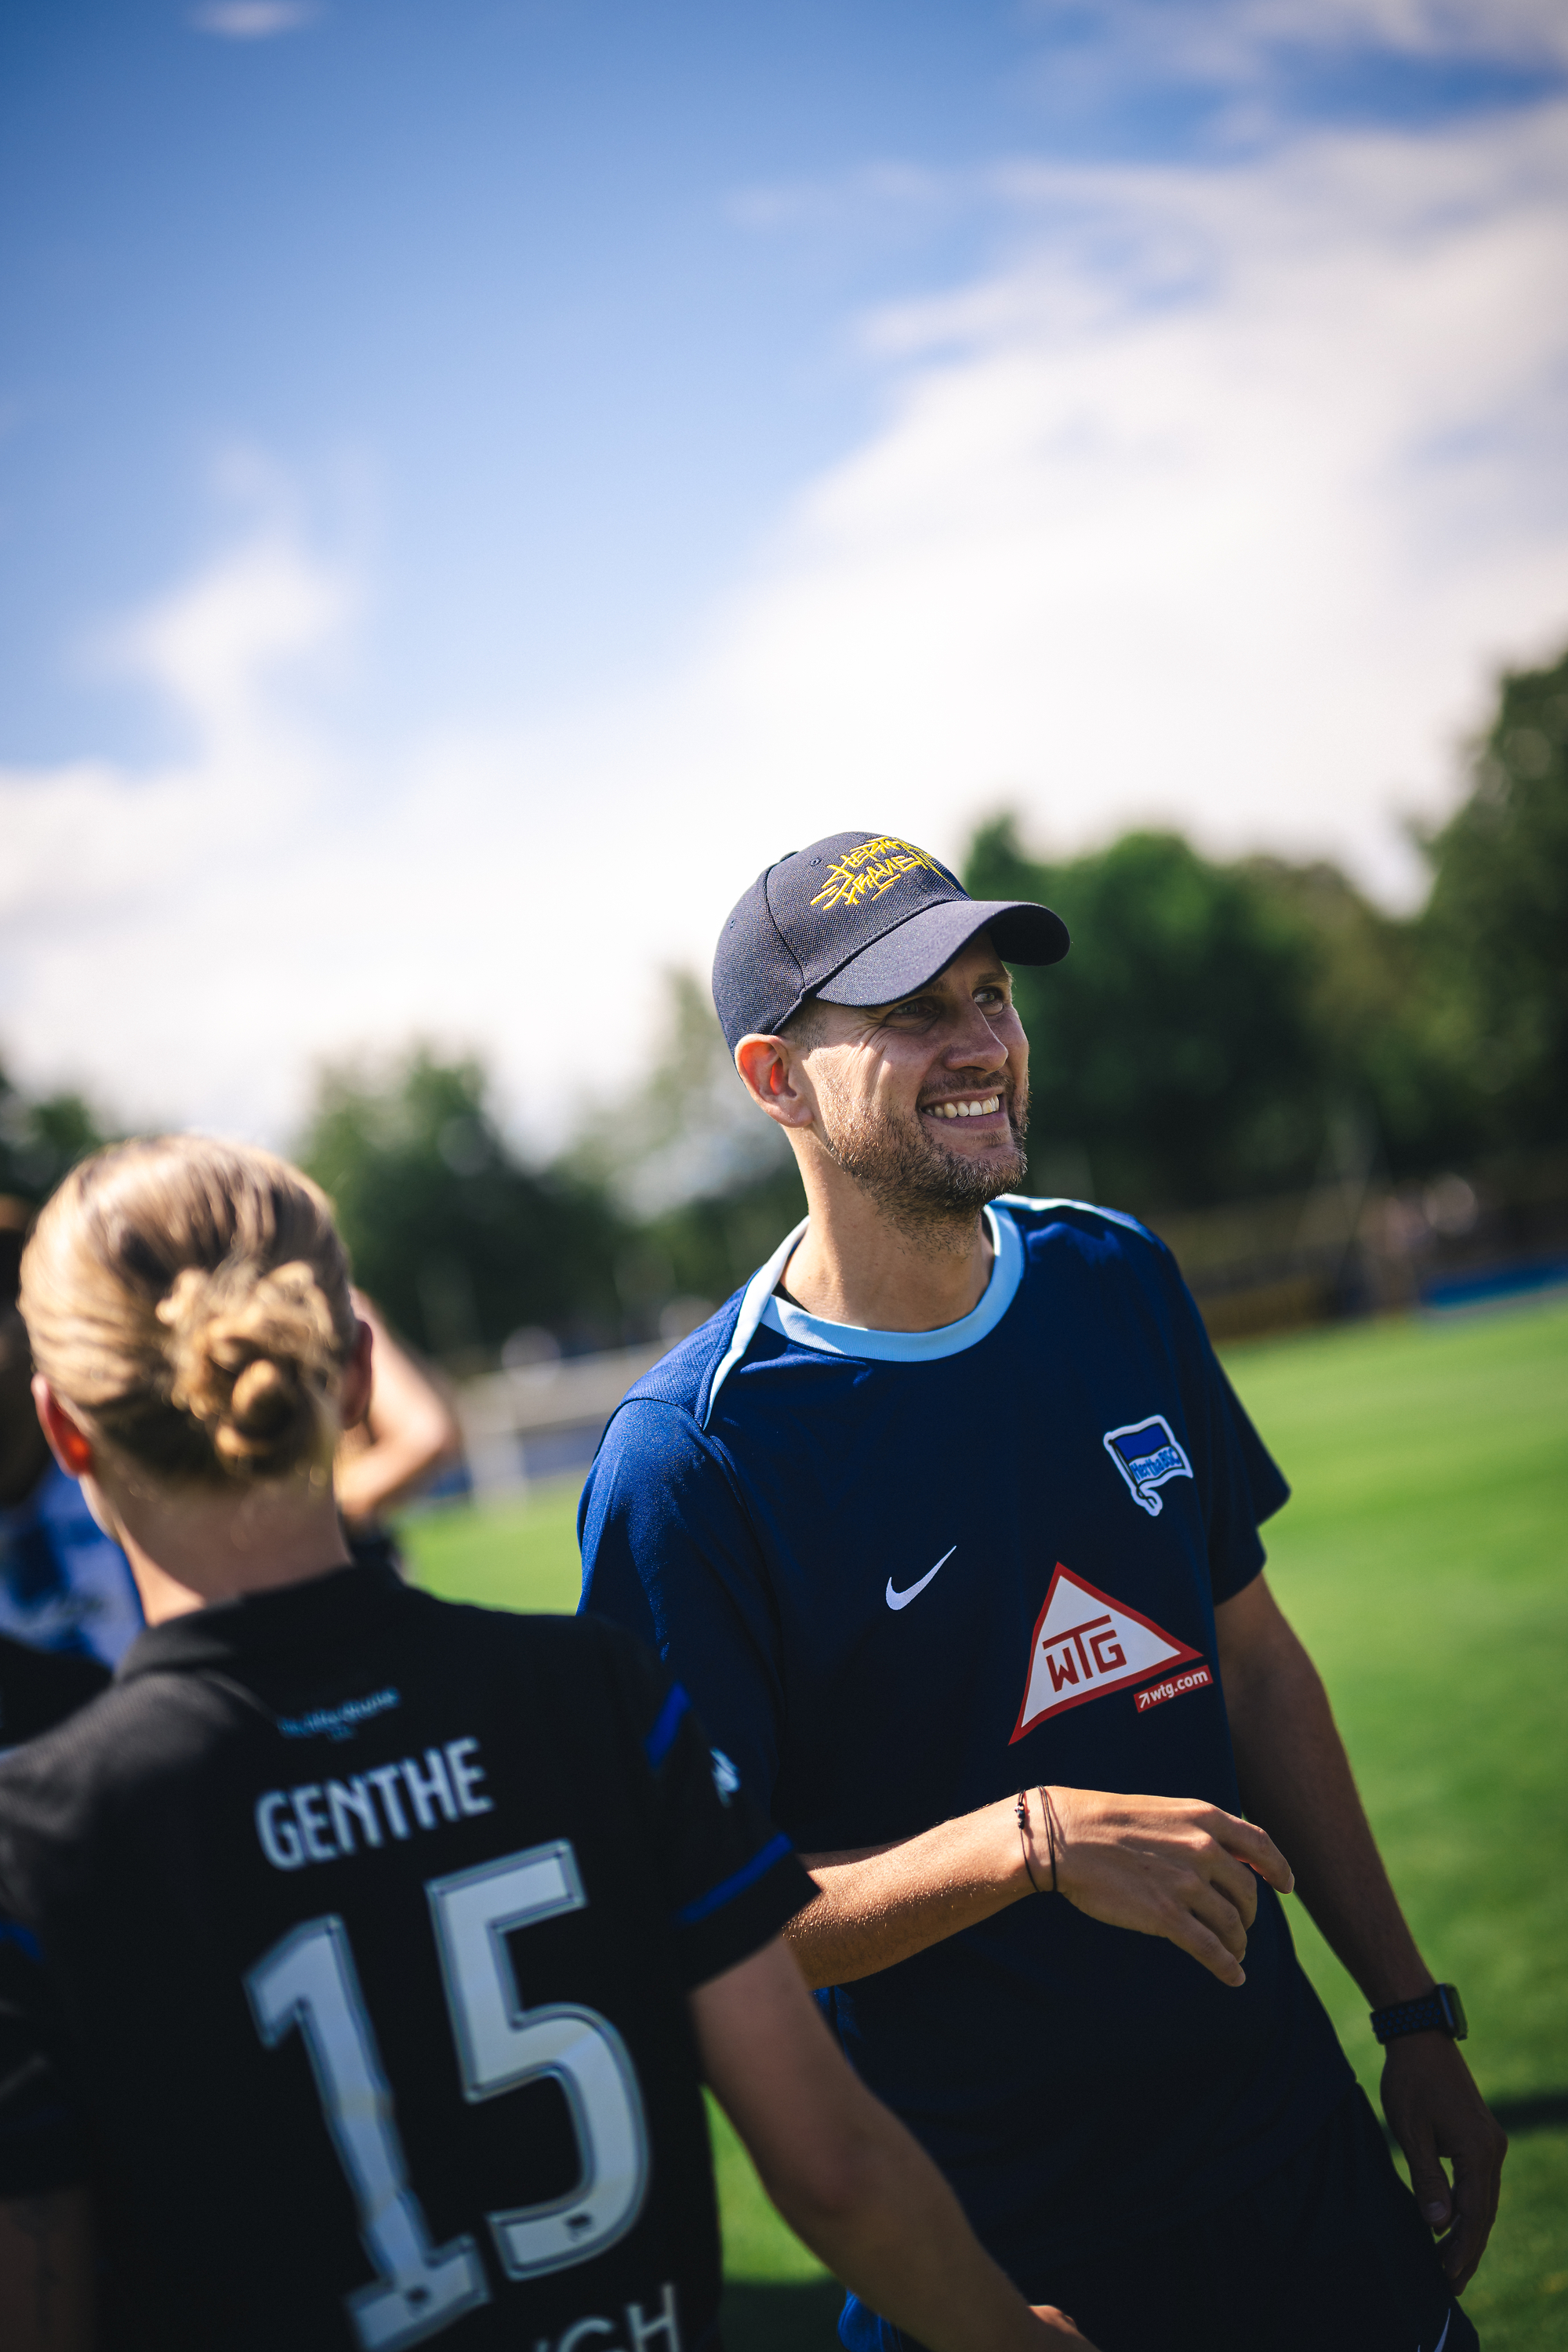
[0,535,678,1149]
[3,100,1567,1149]
[190,3,316,41]
[0,534,358,1134]
[1223,0,1568,64]
[1022,0,1568,82]
[106,535,353,749]
[690,103,1568,900]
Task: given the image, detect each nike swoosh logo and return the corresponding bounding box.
[886,1546,957,1611]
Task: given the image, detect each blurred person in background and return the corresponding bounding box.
[0,1135,1095,2352]
[581,831,1505,2352]
[334,1289,463,1570]
[0,1200,139,1744]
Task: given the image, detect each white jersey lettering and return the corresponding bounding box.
[625,2282,681,2352]
[256,1740,493,1871]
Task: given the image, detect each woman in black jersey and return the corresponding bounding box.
[0,1137,1092,2352]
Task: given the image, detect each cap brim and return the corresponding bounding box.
[815,898,1069,1009]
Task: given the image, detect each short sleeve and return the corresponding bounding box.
[0,1912,88,2196]
[579,1399,789,1805]
[599,1632,815,1990]
[1158,1250,1290,1604]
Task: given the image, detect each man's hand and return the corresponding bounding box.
[1216,1573,1508,2284]
[1381,2034,1507,2292]
[1029,2307,1089,2340]
[1039,1785,1294,1987]
[0,2187,95,2350]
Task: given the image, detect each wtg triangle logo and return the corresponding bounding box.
[1010,1564,1205,1742]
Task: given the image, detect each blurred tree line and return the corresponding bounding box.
[296,1051,622,1366]
[289,1003,806,1364]
[0,1078,107,1207]
[966,644,1567,1208]
[2,647,1563,1363]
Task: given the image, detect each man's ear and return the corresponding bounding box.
[735,1034,815,1130]
[31,1376,96,1479]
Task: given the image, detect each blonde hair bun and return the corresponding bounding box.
[20,1137,357,1487]
[159,1260,340,1474]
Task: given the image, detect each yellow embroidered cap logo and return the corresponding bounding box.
[808,835,946,916]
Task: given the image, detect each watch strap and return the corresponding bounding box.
[1370,1984,1467,2044]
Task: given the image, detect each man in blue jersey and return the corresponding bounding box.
[580,831,1505,2352]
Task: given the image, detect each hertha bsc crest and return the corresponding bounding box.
[1102,1414,1194,1516]
[1010,1563,1204,1740]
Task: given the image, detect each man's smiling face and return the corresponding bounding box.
[795,931,1031,1230]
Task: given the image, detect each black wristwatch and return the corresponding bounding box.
[1370,1984,1468,2045]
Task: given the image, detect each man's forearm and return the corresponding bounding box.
[694,1939,1090,2347]
[790,1802,1029,1987]
[762,2067,1076,2352]
[1216,1584,1432,2003]
[789,1784,1291,1991]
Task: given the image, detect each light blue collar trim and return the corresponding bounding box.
[699,1196,1145,1422]
[761,1204,1022,1362]
[695,1203,1024,1403]
[702,1216,810,1429]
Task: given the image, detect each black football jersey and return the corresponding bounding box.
[0,1631,111,1750]
[0,1562,810,2352]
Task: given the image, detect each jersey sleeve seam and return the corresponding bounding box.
[673,1831,795,1926]
[594,1390,706,1458]
[593,1399,775,1570]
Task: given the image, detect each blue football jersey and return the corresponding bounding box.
[0,1460,143,1668]
[579,1199,1351,2285]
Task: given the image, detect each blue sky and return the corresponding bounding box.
[2,2,1074,760]
[4,1,1567,1144]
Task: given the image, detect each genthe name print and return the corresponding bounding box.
[256,1737,494,1869]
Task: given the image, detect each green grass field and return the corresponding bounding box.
[402,1298,1568,2350]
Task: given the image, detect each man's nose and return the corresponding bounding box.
[944,1004,1009,1070]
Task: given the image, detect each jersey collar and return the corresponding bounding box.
[115,1560,403,1682]
[703,1203,1025,1425]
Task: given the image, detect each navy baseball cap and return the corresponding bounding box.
[712,829,1069,1054]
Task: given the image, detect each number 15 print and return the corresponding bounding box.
[246,1839,650,2352]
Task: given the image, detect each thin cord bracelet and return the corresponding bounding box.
[1038,1785,1060,1895]
[1015,1790,1046,1895]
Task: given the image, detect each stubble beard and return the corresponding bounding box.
[814,1073,1031,1254]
